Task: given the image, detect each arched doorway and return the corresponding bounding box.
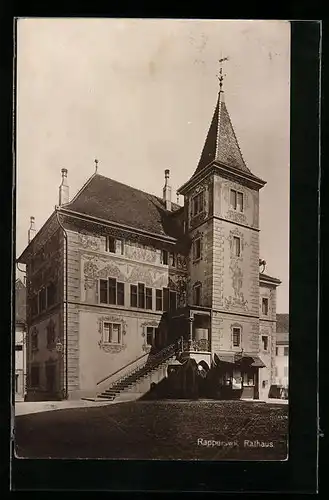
[197,360,210,398]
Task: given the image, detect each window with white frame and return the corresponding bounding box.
[230,189,244,212]
[193,237,201,261]
[233,236,241,257]
[232,327,241,348]
[191,191,204,217]
[261,335,269,351]
[103,322,122,344]
[105,236,124,255]
[99,278,125,306]
[284,346,289,356]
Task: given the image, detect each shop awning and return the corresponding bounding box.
[215,353,266,368]
[249,356,266,368]
[214,353,236,364]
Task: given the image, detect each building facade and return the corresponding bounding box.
[15,279,27,401]
[17,80,281,402]
[274,313,289,389]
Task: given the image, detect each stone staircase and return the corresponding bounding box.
[97,341,180,401]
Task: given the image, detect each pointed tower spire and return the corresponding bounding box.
[192,57,251,178]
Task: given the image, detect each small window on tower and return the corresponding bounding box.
[193,238,201,261]
[262,298,269,315]
[261,335,269,351]
[237,192,244,212]
[230,189,237,210]
[232,327,241,348]
[233,236,241,257]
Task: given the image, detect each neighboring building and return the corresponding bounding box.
[15,278,27,401]
[17,76,281,402]
[275,313,289,388]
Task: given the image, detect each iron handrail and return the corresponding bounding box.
[107,338,182,390]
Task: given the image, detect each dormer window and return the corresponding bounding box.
[230,189,244,212]
[191,191,204,217]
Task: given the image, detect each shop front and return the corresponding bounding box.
[214,352,265,400]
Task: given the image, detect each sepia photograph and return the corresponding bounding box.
[14,18,290,461]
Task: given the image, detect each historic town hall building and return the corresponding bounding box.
[17,77,281,402]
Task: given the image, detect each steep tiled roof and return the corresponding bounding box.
[276,313,289,333]
[192,92,251,178]
[64,174,182,239]
[15,279,26,324]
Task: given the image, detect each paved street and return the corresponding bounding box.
[15,400,288,460]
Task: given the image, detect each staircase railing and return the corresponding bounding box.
[106,338,183,391]
[97,351,150,388]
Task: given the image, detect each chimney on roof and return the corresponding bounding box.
[28,216,36,243]
[163,169,172,211]
[59,168,69,206]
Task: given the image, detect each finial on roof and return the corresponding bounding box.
[94,158,99,173]
[217,55,229,92]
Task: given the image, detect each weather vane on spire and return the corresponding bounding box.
[217,55,229,91]
[94,158,99,173]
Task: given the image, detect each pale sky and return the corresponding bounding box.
[16,19,290,313]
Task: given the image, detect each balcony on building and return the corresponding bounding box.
[168,306,211,368]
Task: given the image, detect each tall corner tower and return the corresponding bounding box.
[178,66,266,375]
